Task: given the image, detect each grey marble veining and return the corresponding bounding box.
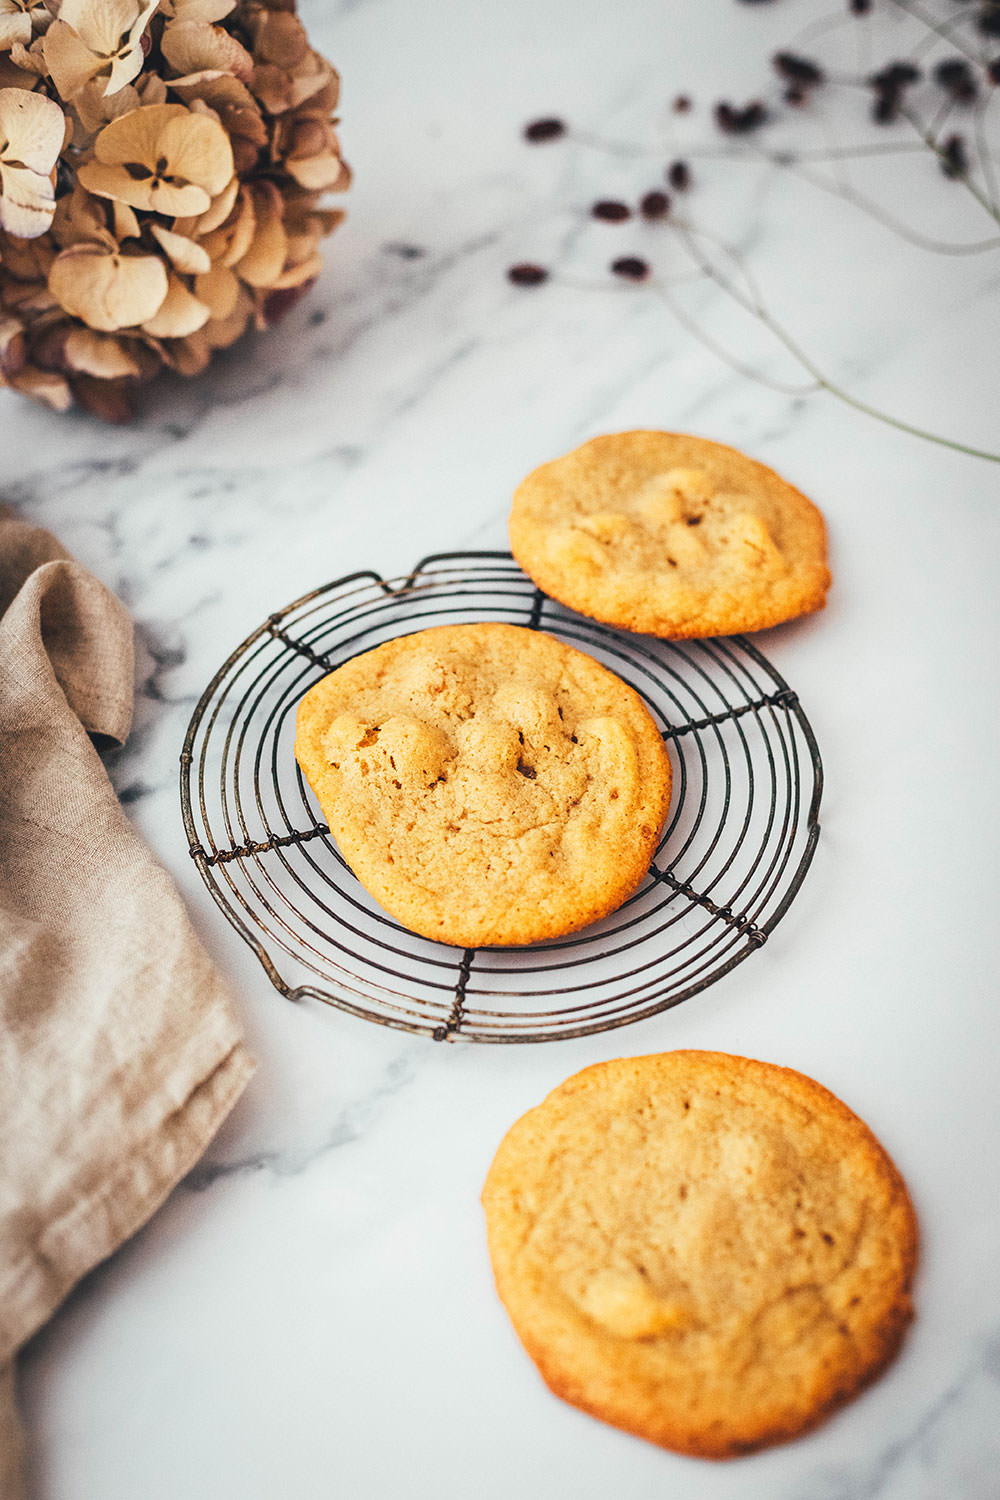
[8,0,1000,1495]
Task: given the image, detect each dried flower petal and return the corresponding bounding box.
[48,240,168,330]
[141,271,209,335]
[0,311,25,373]
[73,77,142,135]
[150,222,211,272]
[199,179,255,264]
[64,325,141,377]
[250,11,330,113]
[193,258,238,317]
[235,180,286,285]
[175,170,238,234]
[0,86,64,236]
[161,0,236,22]
[0,228,53,280]
[279,111,348,190]
[9,362,71,408]
[0,2,33,54]
[161,19,254,83]
[202,281,251,344]
[78,102,234,215]
[161,325,211,374]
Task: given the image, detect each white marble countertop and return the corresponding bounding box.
[7,0,1000,1494]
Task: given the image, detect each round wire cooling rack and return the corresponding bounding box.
[180,551,823,1043]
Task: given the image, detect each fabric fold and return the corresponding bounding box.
[0,505,255,1497]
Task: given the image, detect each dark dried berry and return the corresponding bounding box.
[640,190,670,219]
[988,56,1000,84]
[715,99,769,133]
[523,118,566,143]
[941,133,969,177]
[673,94,692,113]
[667,159,691,191]
[610,256,650,281]
[869,60,922,122]
[507,263,549,286]
[591,199,632,222]
[934,57,978,101]
[773,51,825,86]
[979,5,1000,37]
[870,61,921,92]
[850,0,872,12]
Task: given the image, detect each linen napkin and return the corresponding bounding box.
[0,506,255,1497]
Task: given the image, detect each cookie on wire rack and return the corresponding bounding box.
[482,1050,917,1458]
[509,431,831,639]
[294,622,672,947]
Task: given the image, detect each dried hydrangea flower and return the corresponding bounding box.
[0,0,49,55]
[0,0,349,417]
[48,235,168,330]
[78,102,234,215]
[0,85,64,237]
[43,0,160,100]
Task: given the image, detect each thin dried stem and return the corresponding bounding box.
[749,143,1000,254]
[650,276,821,398]
[884,0,984,65]
[673,222,1000,464]
[900,106,1000,225]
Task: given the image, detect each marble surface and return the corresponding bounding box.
[7,0,1000,1494]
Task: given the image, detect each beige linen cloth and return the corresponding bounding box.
[0,507,255,1497]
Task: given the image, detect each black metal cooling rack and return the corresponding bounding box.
[180,552,823,1042]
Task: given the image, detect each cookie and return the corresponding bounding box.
[294,623,672,947]
[509,431,831,638]
[482,1051,917,1458]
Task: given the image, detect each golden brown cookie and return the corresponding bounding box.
[482,1051,917,1458]
[294,623,672,946]
[509,432,831,638]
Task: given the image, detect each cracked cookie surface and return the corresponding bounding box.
[482,1051,917,1458]
[509,432,831,638]
[294,623,672,946]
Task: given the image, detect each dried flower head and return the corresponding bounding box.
[869,60,921,122]
[0,86,63,235]
[591,199,631,221]
[0,0,349,418]
[524,117,565,143]
[715,99,769,134]
[610,255,649,281]
[44,0,159,100]
[772,52,825,87]
[79,103,234,214]
[639,189,670,220]
[941,133,969,178]
[933,57,977,103]
[667,159,691,191]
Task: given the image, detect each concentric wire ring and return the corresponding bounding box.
[180,552,823,1042]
